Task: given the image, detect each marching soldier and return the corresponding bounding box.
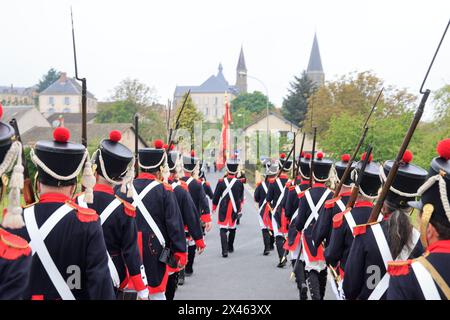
[313,154,355,247]
[343,150,426,300]
[165,147,205,296]
[294,152,333,300]
[325,152,382,298]
[0,110,31,299]
[180,151,212,276]
[11,127,115,299]
[199,164,214,200]
[75,130,148,300]
[212,159,245,257]
[266,153,292,267]
[284,153,311,299]
[387,140,450,300]
[116,139,186,300]
[254,161,277,255]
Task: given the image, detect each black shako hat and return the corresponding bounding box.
[409,139,450,228]
[382,150,428,208]
[353,152,381,197]
[34,127,86,187]
[0,119,15,164]
[183,150,199,172]
[298,153,311,179]
[278,153,293,171]
[334,154,356,186]
[312,152,333,181]
[95,130,133,180]
[167,149,179,172]
[138,139,166,172]
[226,158,239,174]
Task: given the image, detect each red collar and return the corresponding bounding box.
[168,177,178,183]
[39,193,71,204]
[227,175,236,179]
[312,183,326,188]
[93,184,114,195]
[184,173,192,178]
[339,191,352,197]
[300,180,310,186]
[279,174,288,179]
[354,201,373,208]
[427,240,450,254]
[137,173,157,180]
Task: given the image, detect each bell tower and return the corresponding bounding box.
[235,45,247,94]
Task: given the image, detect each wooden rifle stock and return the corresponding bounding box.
[167,89,191,151]
[134,114,139,177]
[309,127,317,187]
[294,132,306,179]
[346,145,372,209]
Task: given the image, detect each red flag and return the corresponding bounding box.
[216,94,232,170]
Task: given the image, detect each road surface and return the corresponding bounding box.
[175,170,335,300]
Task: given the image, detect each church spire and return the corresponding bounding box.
[235,45,247,94]
[306,33,325,86]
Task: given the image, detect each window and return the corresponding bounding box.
[214,97,218,105]
[48,107,55,114]
[205,107,209,116]
[49,96,54,105]
[63,108,71,113]
[215,108,218,117]
[64,97,70,105]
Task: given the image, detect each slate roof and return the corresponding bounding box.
[40,76,96,99]
[307,33,324,72]
[236,46,247,71]
[2,106,35,122]
[243,110,299,132]
[46,113,97,125]
[0,86,34,95]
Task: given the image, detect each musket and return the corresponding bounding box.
[71,7,87,147]
[167,89,191,151]
[9,118,36,204]
[309,127,317,187]
[333,87,383,198]
[275,127,301,179]
[346,145,372,209]
[134,113,139,177]
[368,19,449,223]
[294,132,306,179]
[292,131,296,179]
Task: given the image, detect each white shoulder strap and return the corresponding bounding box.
[411,261,442,300]
[276,178,284,193]
[262,181,268,193]
[303,189,331,230]
[344,211,357,236]
[336,199,346,212]
[24,206,76,300]
[186,177,194,186]
[218,178,238,213]
[132,181,166,247]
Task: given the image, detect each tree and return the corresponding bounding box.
[230,91,275,114]
[96,100,138,123]
[36,68,61,93]
[173,93,204,135]
[281,71,316,126]
[110,78,158,107]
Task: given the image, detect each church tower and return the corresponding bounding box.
[306,33,325,87]
[235,45,247,94]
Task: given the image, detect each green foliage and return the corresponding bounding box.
[231,91,275,114]
[433,84,450,118]
[36,68,61,93]
[96,100,138,123]
[111,78,158,107]
[281,71,316,126]
[232,107,253,129]
[173,93,203,135]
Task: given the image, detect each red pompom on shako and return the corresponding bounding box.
[191,150,195,157]
[305,153,312,160]
[316,152,324,160]
[0,102,3,119]
[437,138,450,161]
[301,151,305,157]
[153,139,164,149]
[109,130,121,142]
[361,151,373,162]
[163,143,168,150]
[170,144,175,151]
[280,153,286,159]
[402,149,413,164]
[341,154,351,162]
[53,127,70,143]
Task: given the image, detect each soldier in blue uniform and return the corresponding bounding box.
[199,163,213,200]
[11,127,115,300]
[75,130,148,300]
[266,153,292,267]
[325,152,382,298]
[116,139,186,300]
[165,147,205,296]
[254,161,277,255]
[343,150,426,300]
[294,151,333,300]
[313,154,355,248]
[212,159,245,257]
[387,140,450,300]
[180,150,212,276]
[0,110,32,299]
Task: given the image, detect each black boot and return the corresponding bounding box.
[294,260,308,300]
[275,236,287,268]
[269,233,275,250]
[228,229,236,253]
[220,228,228,257]
[165,272,178,300]
[185,245,196,275]
[262,229,271,255]
[178,269,185,286]
[319,269,328,300]
[306,270,321,300]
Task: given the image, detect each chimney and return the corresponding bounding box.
[59,72,67,83]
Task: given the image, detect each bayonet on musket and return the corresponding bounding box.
[167,89,191,151]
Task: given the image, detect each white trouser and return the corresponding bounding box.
[149,292,166,300]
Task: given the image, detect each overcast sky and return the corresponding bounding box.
[1,0,449,119]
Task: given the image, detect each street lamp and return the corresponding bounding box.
[239,72,270,156]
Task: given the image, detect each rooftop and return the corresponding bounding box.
[40,72,96,99]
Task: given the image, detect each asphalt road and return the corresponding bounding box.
[175,170,335,300]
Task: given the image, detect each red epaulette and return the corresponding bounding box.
[333,210,348,229]
[218,178,224,182]
[116,196,136,218]
[205,181,211,187]
[179,180,189,191]
[297,191,305,199]
[196,179,203,184]
[288,185,296,191]
[387,260,413,276]
[268,178,275,184]
[163,182,173,192]
[256,181,262,187]
[325,197,341,209]
[0,229,31,260]
[67,201,99,223]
